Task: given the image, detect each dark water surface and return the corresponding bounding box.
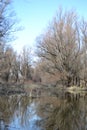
[0,91,87,130]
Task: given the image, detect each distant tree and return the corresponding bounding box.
[32,61,42,83]
[0,46,20,83]
[20,46,32,81]
[1,47,13,82]
[10,51,21,83]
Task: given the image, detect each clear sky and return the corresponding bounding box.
[11,0,87,52]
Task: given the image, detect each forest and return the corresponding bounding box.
[0,0,87,89]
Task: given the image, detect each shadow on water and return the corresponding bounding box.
[0,91,87,130]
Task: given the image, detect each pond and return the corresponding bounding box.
[0,91,87,130]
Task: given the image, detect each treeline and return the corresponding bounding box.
[36,8,87,87]
[0,45,42,85]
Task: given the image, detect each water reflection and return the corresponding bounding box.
[0,92,87,130]
[0,95,42,130]
[40,92,87,130]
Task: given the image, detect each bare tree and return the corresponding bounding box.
[81,20,87,86]
[0,0,20,83]
[20,46,32,81]
[36,8,82,87]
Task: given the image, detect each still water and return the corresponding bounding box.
[0,91,87,130]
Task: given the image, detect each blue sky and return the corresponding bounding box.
[11,0,87,52]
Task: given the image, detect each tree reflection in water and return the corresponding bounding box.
[0,95,32,129]
[41,93,87,130]
[0,92,87,130]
